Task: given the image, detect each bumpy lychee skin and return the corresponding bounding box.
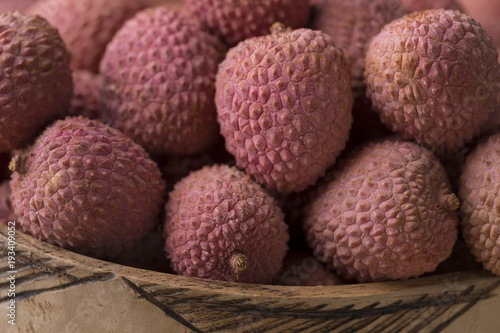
[27,0,144,73]
[164,164,289,284]
[458,0,500,53]
[458,133,500,276]
[365,9,500,153]
[100,7,226,156]
[0,12,72,152]
[304,140,459,282]
[186,0,311,46]
[216,26,353,193]
[313,0,409,89]
[398,0,462,12]
[458,0,500,130]
[9,117,166,259]
[69,70,101,120]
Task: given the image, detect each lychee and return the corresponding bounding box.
[0,11,72,152]
[313,0,409,89]
[9,116,166,259]
[216,25,353,193]
[457,0,500,52]
[304,139,459,282]
[27,0,144,73]
[164,164,289,284]
[185,0,311,46]
[99,7,226,156]
[364,9,500,153]
[458,132,500,276]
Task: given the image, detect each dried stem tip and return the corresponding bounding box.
[9,154,29,175]
[270,22,291,35]
[230,252,248,281]
[441,193,460,211]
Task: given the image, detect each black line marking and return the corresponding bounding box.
[1,249,80,283]
[122,277,204,333]
[429,280,500,333]
[340,313,386,333]
[141,280,500,333]
[382,296,431,332]
[0,271,54,291]
[0,264,78,292]
[409,298,456,332]
[0,259,50,276]
[0,272,115,303]
[285,318,327,333]
[261,317,300,332]
[385,307,429,333]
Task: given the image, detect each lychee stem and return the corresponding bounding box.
[441,193,460,211]
[9,154,28,175]
[230,252,248,282]
[270,22,290,35]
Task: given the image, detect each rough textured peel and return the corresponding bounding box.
[0,11,72,152]
[304,139,459,282]
[164,164,289,284]
[216,26,353,192]
[459,133,500,276]
[27,0,144,72]
[9,117,166,259]
[186,0,311,46]
[100,7,226,155]
[314,0,409,89]
[364,9,500,153]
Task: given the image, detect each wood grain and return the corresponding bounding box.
[0,224,499,332]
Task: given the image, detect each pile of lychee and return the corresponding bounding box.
[1,0,500,286]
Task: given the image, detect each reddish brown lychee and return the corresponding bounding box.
[364,9,500,153]
[304,139,459,282]
[9,117,166,259]
[216,25,353,193]
[27,0,144,73]
[458,132,500,276]
[313,0,409,89]
[100,7,226,155]
[186,0,311,46]
[164,164,289,283]
[0,11,72,152]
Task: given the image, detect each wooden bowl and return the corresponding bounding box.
[1,224,499,332]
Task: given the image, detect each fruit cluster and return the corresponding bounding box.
[0,0,499,286]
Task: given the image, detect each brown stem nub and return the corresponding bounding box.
[230,252,248,282]
[9,154,29,175]
[270,22,291,35]
[441,193,460,211]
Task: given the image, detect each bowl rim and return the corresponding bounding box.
[2,223,497,300]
